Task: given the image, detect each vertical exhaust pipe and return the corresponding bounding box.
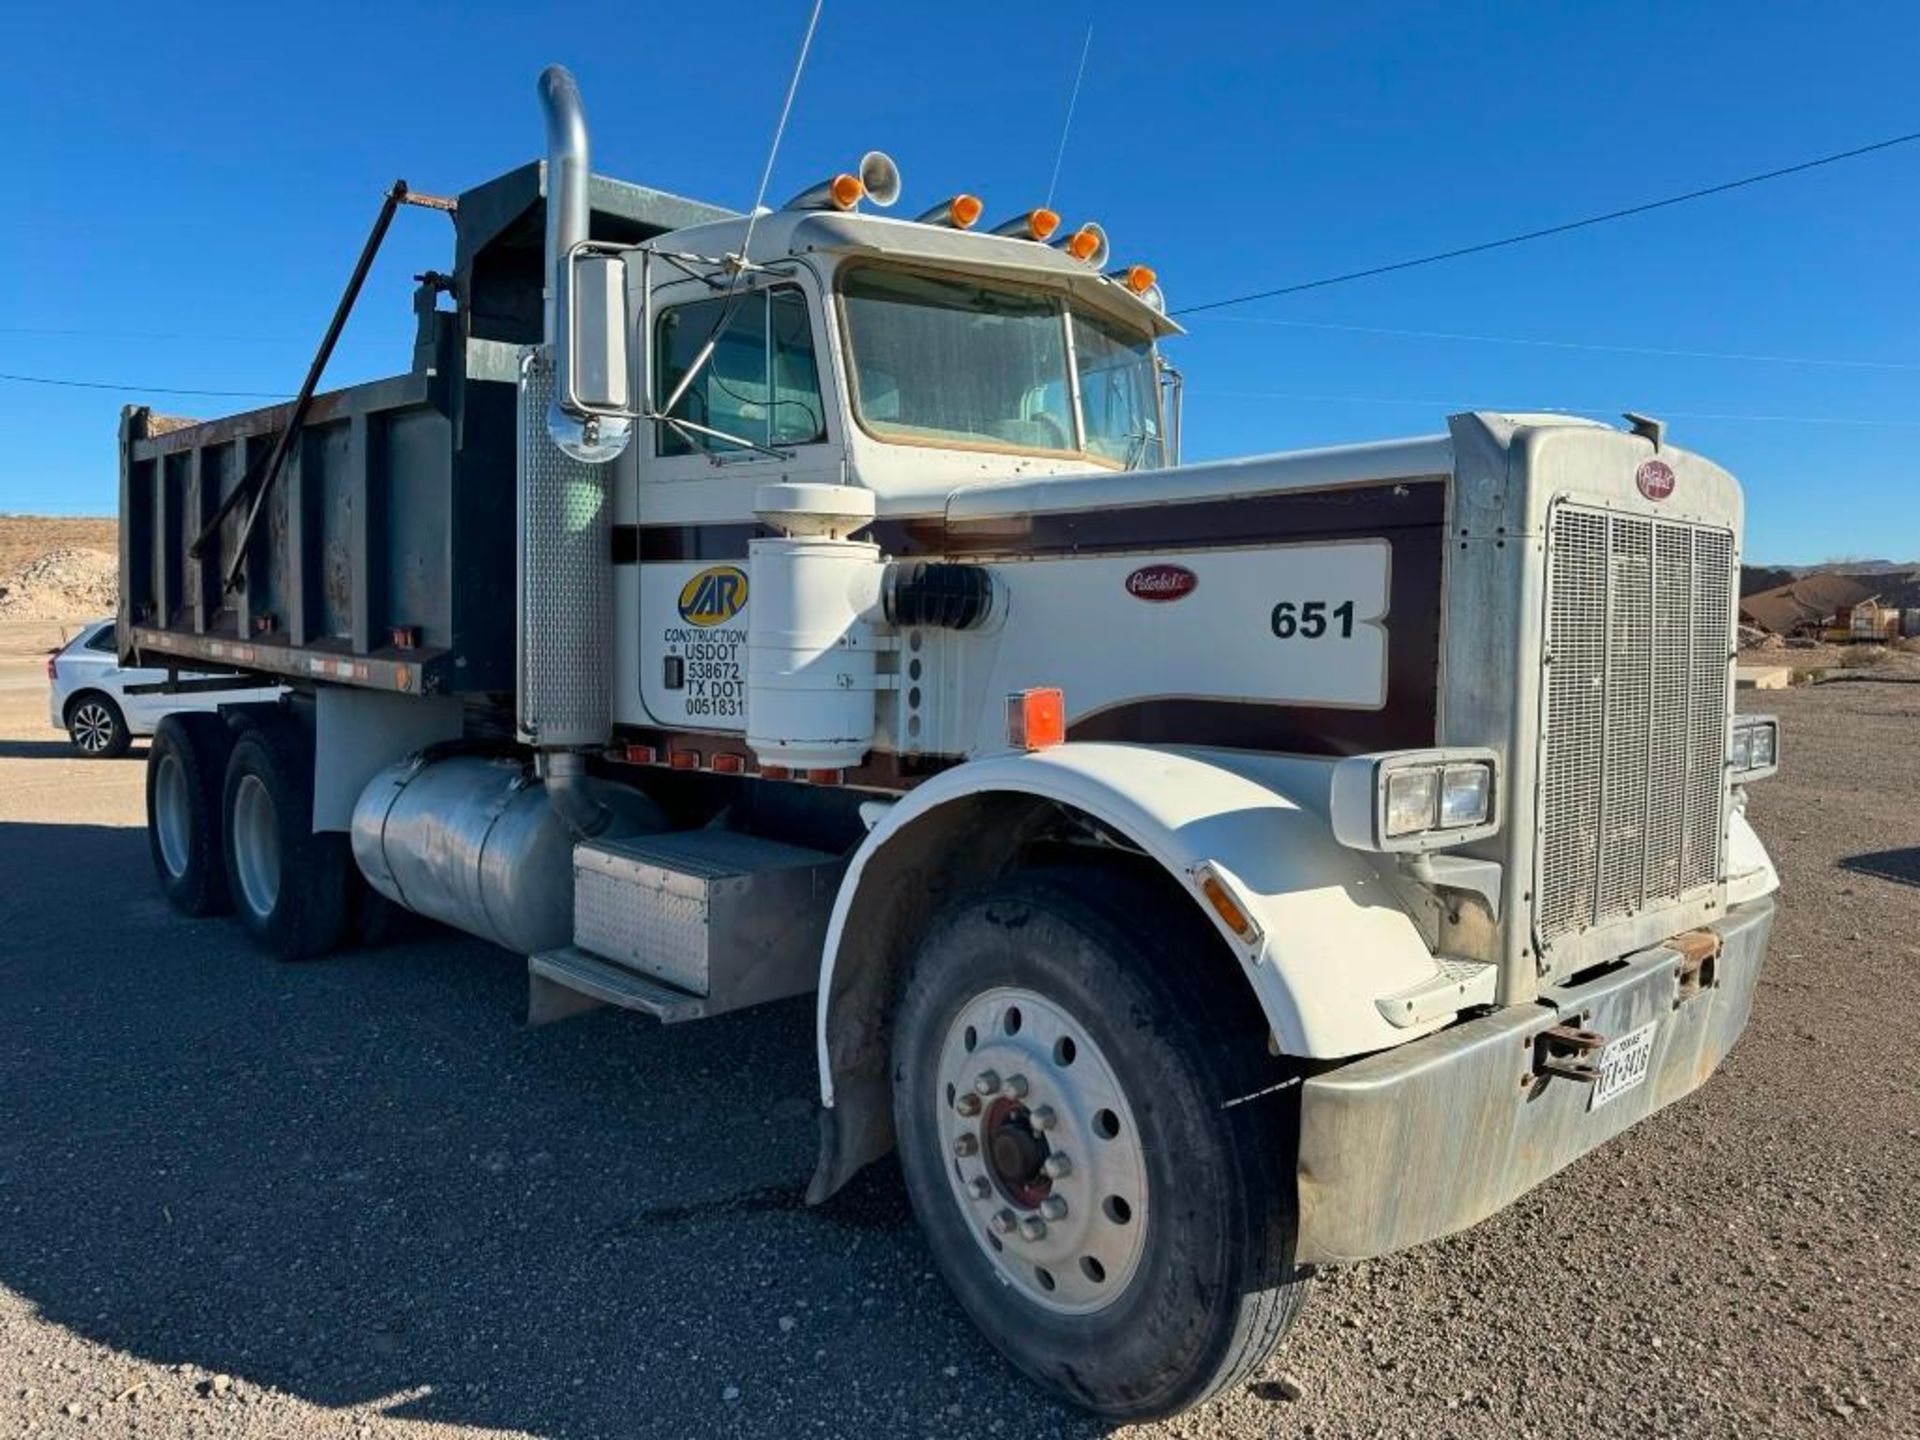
[524,64,617,837]
[538,64,630,464]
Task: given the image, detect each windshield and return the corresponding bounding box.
[841,265,1162,468]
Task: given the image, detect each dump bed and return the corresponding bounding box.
[120,162,728,697]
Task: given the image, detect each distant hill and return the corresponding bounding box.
[1744,560,1919,599]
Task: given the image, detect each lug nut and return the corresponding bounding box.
[1029,1105,1057,1132]
[1041,1152,1073,1180]
[973,1070,1002,1096]
[954,1092,982,1117]
[967,1176,992,1200]
[1020,1216,1048,1241]
[990,1209,1017,1234]
[1041,1195,1068,1220]
[953,1133,979,1158]
[1005,1073,1030,1099]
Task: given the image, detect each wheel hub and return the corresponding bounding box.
[934,986,1149,1315]
[984,1097,1050,1208]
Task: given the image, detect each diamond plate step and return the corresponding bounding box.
[528,946,708,1026]
[1374,957,1499,1028]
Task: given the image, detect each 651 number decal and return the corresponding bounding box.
[1270,599,1357,639]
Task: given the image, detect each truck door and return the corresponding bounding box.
[626,275,845,738]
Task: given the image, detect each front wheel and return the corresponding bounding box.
[891,870,1310,1421]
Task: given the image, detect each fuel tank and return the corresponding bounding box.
[350,753,662,954]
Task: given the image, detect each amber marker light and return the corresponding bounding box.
[1006,687,1066,751]
[1063,225,1102,262]
[1115,263,1158,294]
[993,208,1061,242]
[914,194,986,229]
[1194,862,1264,944]
[829,173,865,209]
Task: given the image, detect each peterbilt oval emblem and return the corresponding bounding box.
[677,565,748,626]
[1636,459,1676,502]
[1125,564,1198,602]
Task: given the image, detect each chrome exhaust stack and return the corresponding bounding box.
[526,65,618,834]
[539,64,631,465]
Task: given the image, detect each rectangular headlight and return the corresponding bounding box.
[1384,768,1438,837]
[1729,716,1779,782]
[1330,748,1502,853]
[1439,763,1492,828]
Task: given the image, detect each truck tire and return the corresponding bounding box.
[146,713,234,917]
[221,719,353,960]
[67,691,131,758]
[891,869,1310,1420]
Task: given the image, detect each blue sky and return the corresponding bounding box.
[1,1,1913,564]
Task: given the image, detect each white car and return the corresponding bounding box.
[47,618,282,758]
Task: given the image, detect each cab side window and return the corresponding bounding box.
[654,287,826,456]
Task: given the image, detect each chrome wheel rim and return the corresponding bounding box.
[231,774,281,920]
[153,751,191,879]
[935,985,1149,1315]
[72,703,115,753]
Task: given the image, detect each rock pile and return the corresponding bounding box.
[0,547,118,620]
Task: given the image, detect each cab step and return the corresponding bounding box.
[528,946,708,1026]
[1374,957,1499,1028]
[527,829,848,1027]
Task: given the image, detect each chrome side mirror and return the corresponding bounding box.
[548,245,634,462]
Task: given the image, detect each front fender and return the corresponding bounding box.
[816,742,1452,1110]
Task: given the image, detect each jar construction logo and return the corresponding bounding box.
[677,566,749,627]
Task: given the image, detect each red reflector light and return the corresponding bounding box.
[668,749,700,770]
[806,768,843,786]
[711,753,746,774]
[761,765,792,781]
[623,743,657,764]
[1007,688,1066,751]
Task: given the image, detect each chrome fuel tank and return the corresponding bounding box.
[351,753,662,955]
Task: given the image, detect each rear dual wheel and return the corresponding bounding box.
[219,721,354,960]
[891,871,1311,1421]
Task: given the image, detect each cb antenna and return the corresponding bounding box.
[739,0,826,263]
[1044,22,1095,211]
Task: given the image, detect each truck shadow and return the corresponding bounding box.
[0,819,1116,1439]
[0,737,146,760]
[1838,846,1920,888]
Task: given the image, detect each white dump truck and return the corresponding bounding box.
[118,66,1781,1418]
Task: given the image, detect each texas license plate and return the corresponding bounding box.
[1589,1020,1658,1110]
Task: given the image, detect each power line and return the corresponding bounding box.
[0,326,307,343]
[0,372,288,399]
[1198,314,1920,371]
[1174,129,1920,316]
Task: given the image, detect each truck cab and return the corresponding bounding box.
[117,64,1780,1422]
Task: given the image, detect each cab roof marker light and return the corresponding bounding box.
[915,194,985,229]
[991,208,1061,242]
[1054,221,1109,266]
[785,150,902,212]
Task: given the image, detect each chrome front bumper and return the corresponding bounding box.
[1294,897,1774,1265]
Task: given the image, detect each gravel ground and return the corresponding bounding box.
[0,624,1915,1440]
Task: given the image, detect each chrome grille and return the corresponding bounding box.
[1537,506,1733,948]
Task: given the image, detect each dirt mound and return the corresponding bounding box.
[0,547,118,621]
